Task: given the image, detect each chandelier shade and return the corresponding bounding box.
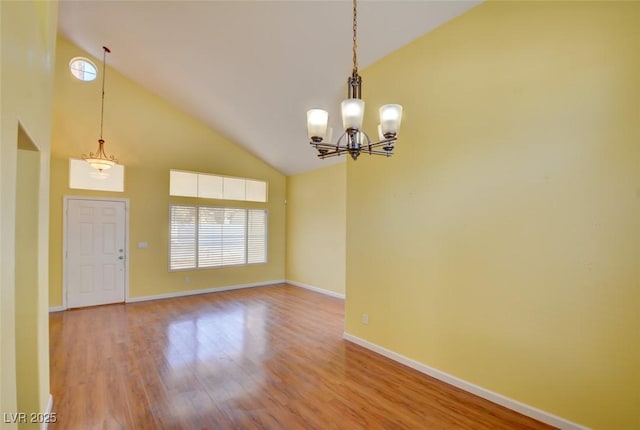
[307,109,329,141]
[306,0,403,160]
[341,99,365,130]
[379,104,403,137]
[82,46,118,172]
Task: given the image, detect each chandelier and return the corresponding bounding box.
[83,46,118,172]
[306,0,403,160]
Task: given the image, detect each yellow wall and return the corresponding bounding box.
[1,0,58,427]
[286,163,346,296]
[345,2,639,429]
[50,37,286,307]
[15,148,41,422]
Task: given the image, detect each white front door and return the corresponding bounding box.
[66,198,126,308]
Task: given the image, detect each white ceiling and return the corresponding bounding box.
[58,1,480,175]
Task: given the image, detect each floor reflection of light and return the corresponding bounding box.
[161,301,270,419]
[244,303,267,357]
[165,302,268,369]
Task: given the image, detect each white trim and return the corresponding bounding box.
[125,280,285,303]
[286,280,345,299]
[62,196,130,309]
[342,333,590,430]
[48,306,66,313]
[41,393,53,430]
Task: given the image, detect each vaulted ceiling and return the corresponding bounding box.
[58,1,480,175]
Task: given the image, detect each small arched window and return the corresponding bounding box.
[69,57,98,82]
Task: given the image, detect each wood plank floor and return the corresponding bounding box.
[49,283,555,429]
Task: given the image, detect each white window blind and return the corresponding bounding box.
[169,205,267,270]
[169,206,197,270]
[248,209,267,264]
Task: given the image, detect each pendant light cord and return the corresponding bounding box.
[99,46,110,140]
[352,0,358,76]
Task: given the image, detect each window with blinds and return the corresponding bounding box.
[169,205,267,271]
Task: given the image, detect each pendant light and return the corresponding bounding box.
[306,0,403,160]
[82,46,118,171]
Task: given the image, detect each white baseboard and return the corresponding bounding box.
[343,333,589,430]
[41,393,53,430]
[286,280,345,299]
[48,306,66,313]
[125,279,285,303]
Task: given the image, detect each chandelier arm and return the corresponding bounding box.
[359,130,372,145]
[360,130,381,154]
[311,144,353,155]
[362,149,394,156]
[317,148,393,159]
[309,130,350,150]
[336,130,348,147]
[312,142,346,150]
[311,134,396,152]
[317,149,348,159]
[367,138,397,149]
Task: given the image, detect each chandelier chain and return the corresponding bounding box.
[99,46,109,140]
[352,0,358,75]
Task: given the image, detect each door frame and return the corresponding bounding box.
[62,196,130,310]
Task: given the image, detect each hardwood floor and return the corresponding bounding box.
[49,283,554,429]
